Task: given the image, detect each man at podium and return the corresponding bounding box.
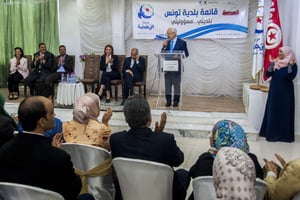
[162,27,189,107]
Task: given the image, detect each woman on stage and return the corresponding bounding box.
[260,46,297,142]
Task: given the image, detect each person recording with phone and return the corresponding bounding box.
[161,27,189,107]
[24,42,55,96]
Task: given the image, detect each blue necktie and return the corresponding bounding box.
[170,40,174,53]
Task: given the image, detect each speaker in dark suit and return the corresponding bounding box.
[162,27,189,107]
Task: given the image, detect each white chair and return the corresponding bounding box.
[0,182,64,200]
[112,157,174,200]
[192,176,267,200]
[192,176,215,200]
[255,178,268,200]
[293,192,300,200]
[61,143,115,200]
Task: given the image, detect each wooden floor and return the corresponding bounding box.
[1,87,245,113]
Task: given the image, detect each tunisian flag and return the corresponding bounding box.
[263,0,283,80]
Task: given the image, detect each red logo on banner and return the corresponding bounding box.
[263,0,282,80]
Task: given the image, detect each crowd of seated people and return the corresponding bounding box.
[6,43,74,99]
[0,43,300,200]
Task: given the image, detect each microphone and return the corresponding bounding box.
[163,39,170,50]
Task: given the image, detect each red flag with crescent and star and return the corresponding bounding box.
[263,0,282,80]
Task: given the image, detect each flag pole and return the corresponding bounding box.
[250,71,261,90]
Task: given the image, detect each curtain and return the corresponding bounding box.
[0,0,59,87]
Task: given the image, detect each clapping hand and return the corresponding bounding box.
[154,112,167,132]
[52,133,63,148]
[264,153,286,176]
[102,107,112,126]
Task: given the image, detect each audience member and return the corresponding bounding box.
[213,147,256,200]
[188,119,263,200]
[7,47,29,100]
[264,154,300,200]
[0,96,89,200]
[260,46,298,142]
[63,93,112,150]
[45,45,75,95]
[0,93,17,148]
[121,48,145,105]
[97,45,121,103]
[110,94,190,200]
[24,42,56,96]
[17,88,62,142]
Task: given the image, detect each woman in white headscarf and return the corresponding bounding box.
[259,46,297,142]
[63,93,112,150]
[213,147,256,200]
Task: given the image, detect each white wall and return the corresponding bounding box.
[58,0,82,78]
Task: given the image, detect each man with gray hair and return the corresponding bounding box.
[162,27,189,107]
[110,94,190,200]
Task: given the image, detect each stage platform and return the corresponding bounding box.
[1,87,258,141]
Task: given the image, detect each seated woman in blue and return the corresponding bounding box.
[188,120,263,200]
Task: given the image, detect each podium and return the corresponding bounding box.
[156,51,185,109]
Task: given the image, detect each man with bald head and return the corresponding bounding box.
[121,48,146,105]
[162,27,189,107]
[0,96,83,200]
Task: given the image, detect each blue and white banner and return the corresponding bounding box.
[132,0,249,39]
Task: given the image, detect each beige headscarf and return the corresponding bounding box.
[213,147,256,200]
[73,93,100,124]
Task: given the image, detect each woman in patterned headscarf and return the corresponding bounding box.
[0,93,17,147]
[188,120,263,200]
[213,147,256,200]
[63,93,112,150]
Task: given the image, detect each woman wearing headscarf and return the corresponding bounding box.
[63,93,112,150]
[260,46,297,142]
[188,120,263,200]
[7,47,29,100]
[0,93,17,147]
[213,147,256,200]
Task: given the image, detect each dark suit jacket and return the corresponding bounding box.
[110,127,185,199]
[0,114,16,148]
[163,38,189,58]
[189,152,264,179]
[55,54,75,73]
[110,127,183,166]
[122,57,145,82]
[31,51,56,74]
[100,55,119,72]
[0,133,81,200]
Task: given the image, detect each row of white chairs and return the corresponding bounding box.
[1,143,300,200]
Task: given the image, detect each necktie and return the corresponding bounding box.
[170,40,174,53]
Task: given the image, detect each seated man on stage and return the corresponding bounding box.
[45,45,75,95]
[24,42,56,96]
[162,27,189,107]
[110,95,190,200]
[121,48,145,105]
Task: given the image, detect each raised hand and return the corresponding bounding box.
[52,133,63,148]
[275,153,286,168]
[102,107,112,125]
[155,112,167,132]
